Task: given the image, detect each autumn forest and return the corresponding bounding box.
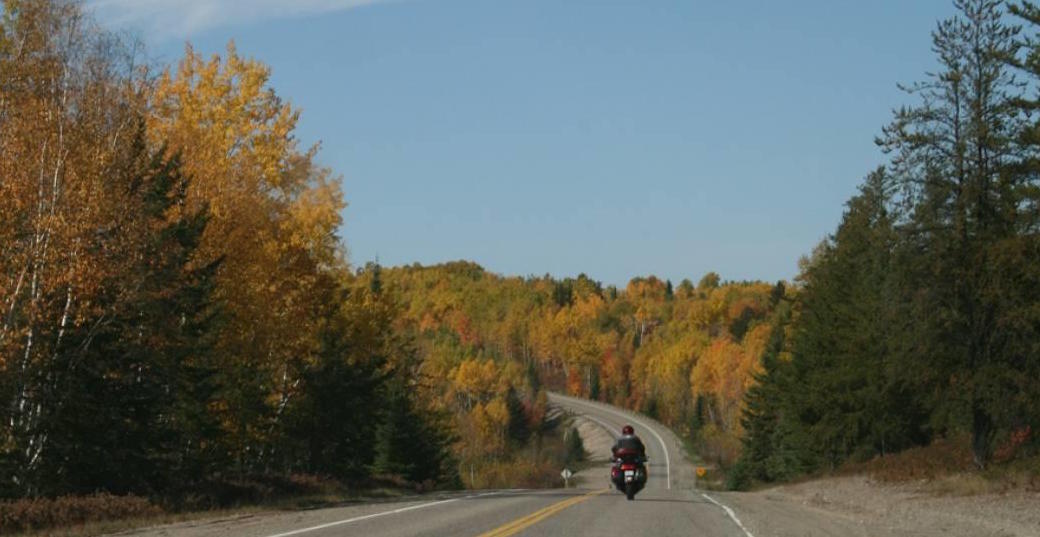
[2,0,1040,513]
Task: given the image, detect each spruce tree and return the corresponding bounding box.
[32,135,220,496]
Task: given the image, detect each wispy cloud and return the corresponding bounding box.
[88,0,395,40]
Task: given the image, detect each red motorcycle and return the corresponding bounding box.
[610,450,647,500]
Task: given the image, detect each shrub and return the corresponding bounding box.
[725,460,751,491]
[565,427,585,464]
[844,435,974,482]
[0,493,162,534]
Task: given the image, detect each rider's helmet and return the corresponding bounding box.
[622,424,634,435]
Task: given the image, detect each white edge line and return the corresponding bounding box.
[702,493,755,537]
[553,395,672,490]
[262,491,501,537]
[624,414,671,490]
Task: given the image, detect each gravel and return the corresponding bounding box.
[720,475,1040,537]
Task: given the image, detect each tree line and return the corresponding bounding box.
[381,261,786,480]
[733,0,1040,488]
[0,0,453,502]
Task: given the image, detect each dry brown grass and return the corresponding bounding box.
[0,493,162,535]
[0,474,427,537]
[843,436,976,483]
[462,459,570,489]
[840,435,1040,496]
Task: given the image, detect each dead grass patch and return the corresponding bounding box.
[842,436,975,483]
[840,436,1040,496]
[0,493,162,535]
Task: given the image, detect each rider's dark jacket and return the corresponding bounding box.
[611,434,646,459]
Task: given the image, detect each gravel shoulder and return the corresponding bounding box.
[721,475,1040,537]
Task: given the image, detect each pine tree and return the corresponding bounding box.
[879,0,1026,467]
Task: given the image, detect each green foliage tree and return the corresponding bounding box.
[372,379,454,484]
[7,134,222,497]
[879,0,1026,467]
[737,1,1040,488]
[565,427,585,464]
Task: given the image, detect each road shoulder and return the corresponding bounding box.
[720,475,1040,537]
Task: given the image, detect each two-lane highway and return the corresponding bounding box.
[122,394,751,537]
[540,392,751,537]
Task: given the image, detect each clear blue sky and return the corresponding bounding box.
[92,0,957,287]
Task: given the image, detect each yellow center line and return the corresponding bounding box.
[476,488,609,537]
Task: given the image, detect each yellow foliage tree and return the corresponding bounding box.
[146,42,345,462]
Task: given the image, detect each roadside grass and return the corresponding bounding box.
[710,434,1040,495]
[0,475,425,537]
[7,505,257,537]
[460,415,578,490]
[839,435,1040,496]
[840,436,976,483]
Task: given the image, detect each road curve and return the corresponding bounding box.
[119,395,749,537]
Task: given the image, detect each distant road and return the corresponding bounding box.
[121,394,750,537]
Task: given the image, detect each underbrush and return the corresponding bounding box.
[0,493,161,536]
[841,436,1040,495]
[842,436,976,483]
[722,434,1040,494]
[0,474,425,536]
[461,425,584,490]
[463,459,570,489]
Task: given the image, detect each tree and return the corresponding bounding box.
[879,0,1026,467]
[0,0,154,496]
[147,42,346,472]
[734,293,813,486]
[33,139,221,497]
[992,0,1040,458]
[793,170,927,466]
[698,272,721,291]
[372,379,452,483]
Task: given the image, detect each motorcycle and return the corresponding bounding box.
[610,451,647,500]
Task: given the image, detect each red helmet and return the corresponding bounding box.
[622,424,634,435]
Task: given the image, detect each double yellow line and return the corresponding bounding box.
[477,488,609,537]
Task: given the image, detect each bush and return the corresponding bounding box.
[725,460,751,491]
[565,427,585,464]
[843,436,974,482]
[460,459,565,489]
[0,493,162,534]
[171,474,343,510]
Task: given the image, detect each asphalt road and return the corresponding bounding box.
[122,394,750,537]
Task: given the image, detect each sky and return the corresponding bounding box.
[89,0,957,287]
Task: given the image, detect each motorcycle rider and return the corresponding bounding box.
[611,424,646,461]
[611,424,648,495]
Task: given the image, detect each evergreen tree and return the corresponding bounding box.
[372,379,454,484]
[28,136,220,497]
[879,0,1026,467]
[734,299,808,486]
[791,169,927,467]
[285,287,387,479]
[506,387,531,445]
